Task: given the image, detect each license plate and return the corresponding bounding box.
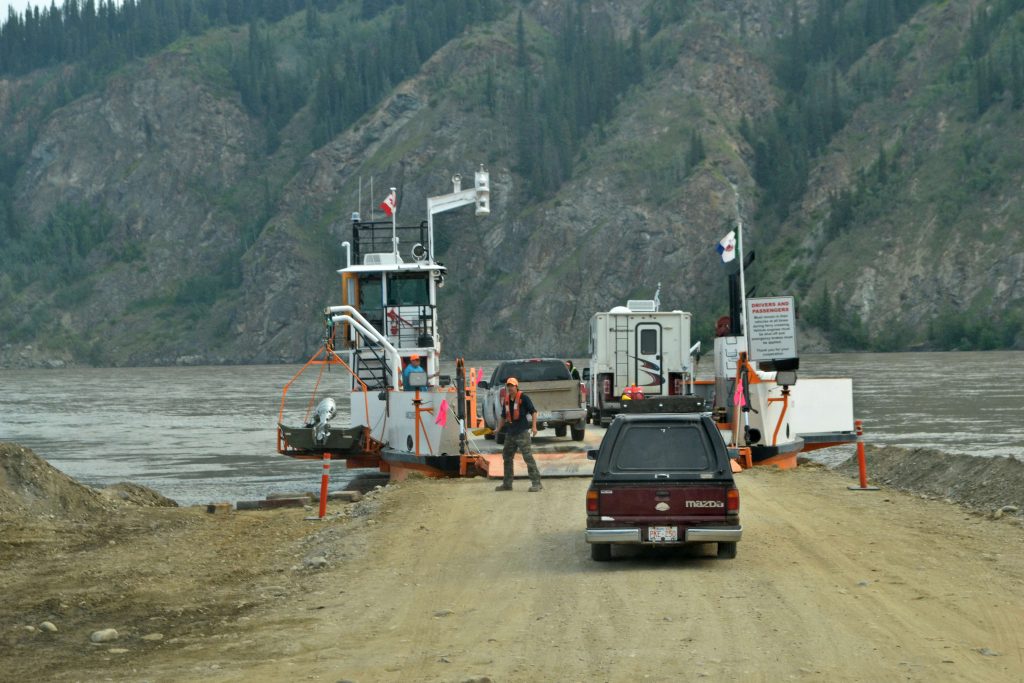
[648,526,678,542]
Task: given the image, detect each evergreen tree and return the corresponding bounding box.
[515,10,527,68]
[808,285,833,331]
[1011,37,1023,109]
[305,0,321,37]
[685,129,705,172]
[484,63,496,115]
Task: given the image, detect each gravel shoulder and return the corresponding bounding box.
[2,442,1023,682]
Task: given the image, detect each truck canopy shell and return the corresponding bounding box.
[593,414,732,482]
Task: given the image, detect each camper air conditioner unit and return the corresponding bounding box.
[627,299,657,312]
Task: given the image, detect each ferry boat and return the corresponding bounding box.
[276,168,500,481]
[276,167,858,488]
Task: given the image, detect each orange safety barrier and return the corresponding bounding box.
[318,453,331,518]
[847,419,879,491]
[465,366,478,429]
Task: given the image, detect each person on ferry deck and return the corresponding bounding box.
[494,377,543,492]
[401,354,426,390]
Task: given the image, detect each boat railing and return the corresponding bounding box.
[384,304,436,348]
[352,220,430,264]
[325,306,402,390]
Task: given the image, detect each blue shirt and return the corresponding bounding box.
[402,363,426,390]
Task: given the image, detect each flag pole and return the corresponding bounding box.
[390,186,398,261]
[737,216,746,337]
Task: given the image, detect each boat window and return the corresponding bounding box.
[359,276,383,313]
[387,274,430,306]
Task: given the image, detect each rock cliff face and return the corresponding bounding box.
[1,1,1021,367]
[5,52,266,365]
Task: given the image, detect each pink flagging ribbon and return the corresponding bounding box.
[435,399,449,427]
[732,379,746,408]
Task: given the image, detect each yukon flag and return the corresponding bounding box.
[716,230,736,263]
[380,190,397,217]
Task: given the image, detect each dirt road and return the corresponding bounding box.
[3,459,1023,682]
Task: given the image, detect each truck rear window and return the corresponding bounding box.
[611,423,713,471]
[494,360,571,383]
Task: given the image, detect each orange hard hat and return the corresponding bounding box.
[506,377,519,386]
[410,354,420,360]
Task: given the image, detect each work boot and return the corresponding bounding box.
[528,483,543,492]
[495,484,512,491]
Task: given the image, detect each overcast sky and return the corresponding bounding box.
[3,1,126,17]
[2,1,39,17]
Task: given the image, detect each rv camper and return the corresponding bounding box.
[586,300,698,426]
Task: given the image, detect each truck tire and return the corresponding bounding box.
[571,425,586,441]
[495,432,506,445]
[590,543,612,562]
[717,542,738,559]
[554,425,567,438]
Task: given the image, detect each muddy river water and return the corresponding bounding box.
[0,351,1021,505]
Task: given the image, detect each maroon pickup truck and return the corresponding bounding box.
[584,412,741,561]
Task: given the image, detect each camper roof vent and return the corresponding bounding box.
[627,299,657,312]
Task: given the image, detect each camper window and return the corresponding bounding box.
[640,329,658,355]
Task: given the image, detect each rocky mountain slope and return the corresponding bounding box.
[0,0,1021,367]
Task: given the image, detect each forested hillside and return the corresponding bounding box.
[748,0,1024,350]
[0,0,1021,367]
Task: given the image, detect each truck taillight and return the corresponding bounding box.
[669,372,682,396]
[726,486,740,514]
[586,489,599,514]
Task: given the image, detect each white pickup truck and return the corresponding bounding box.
[477,358,586,443]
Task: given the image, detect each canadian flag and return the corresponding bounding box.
[380,190,397,217]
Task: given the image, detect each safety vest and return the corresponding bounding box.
[504,390,523,421]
